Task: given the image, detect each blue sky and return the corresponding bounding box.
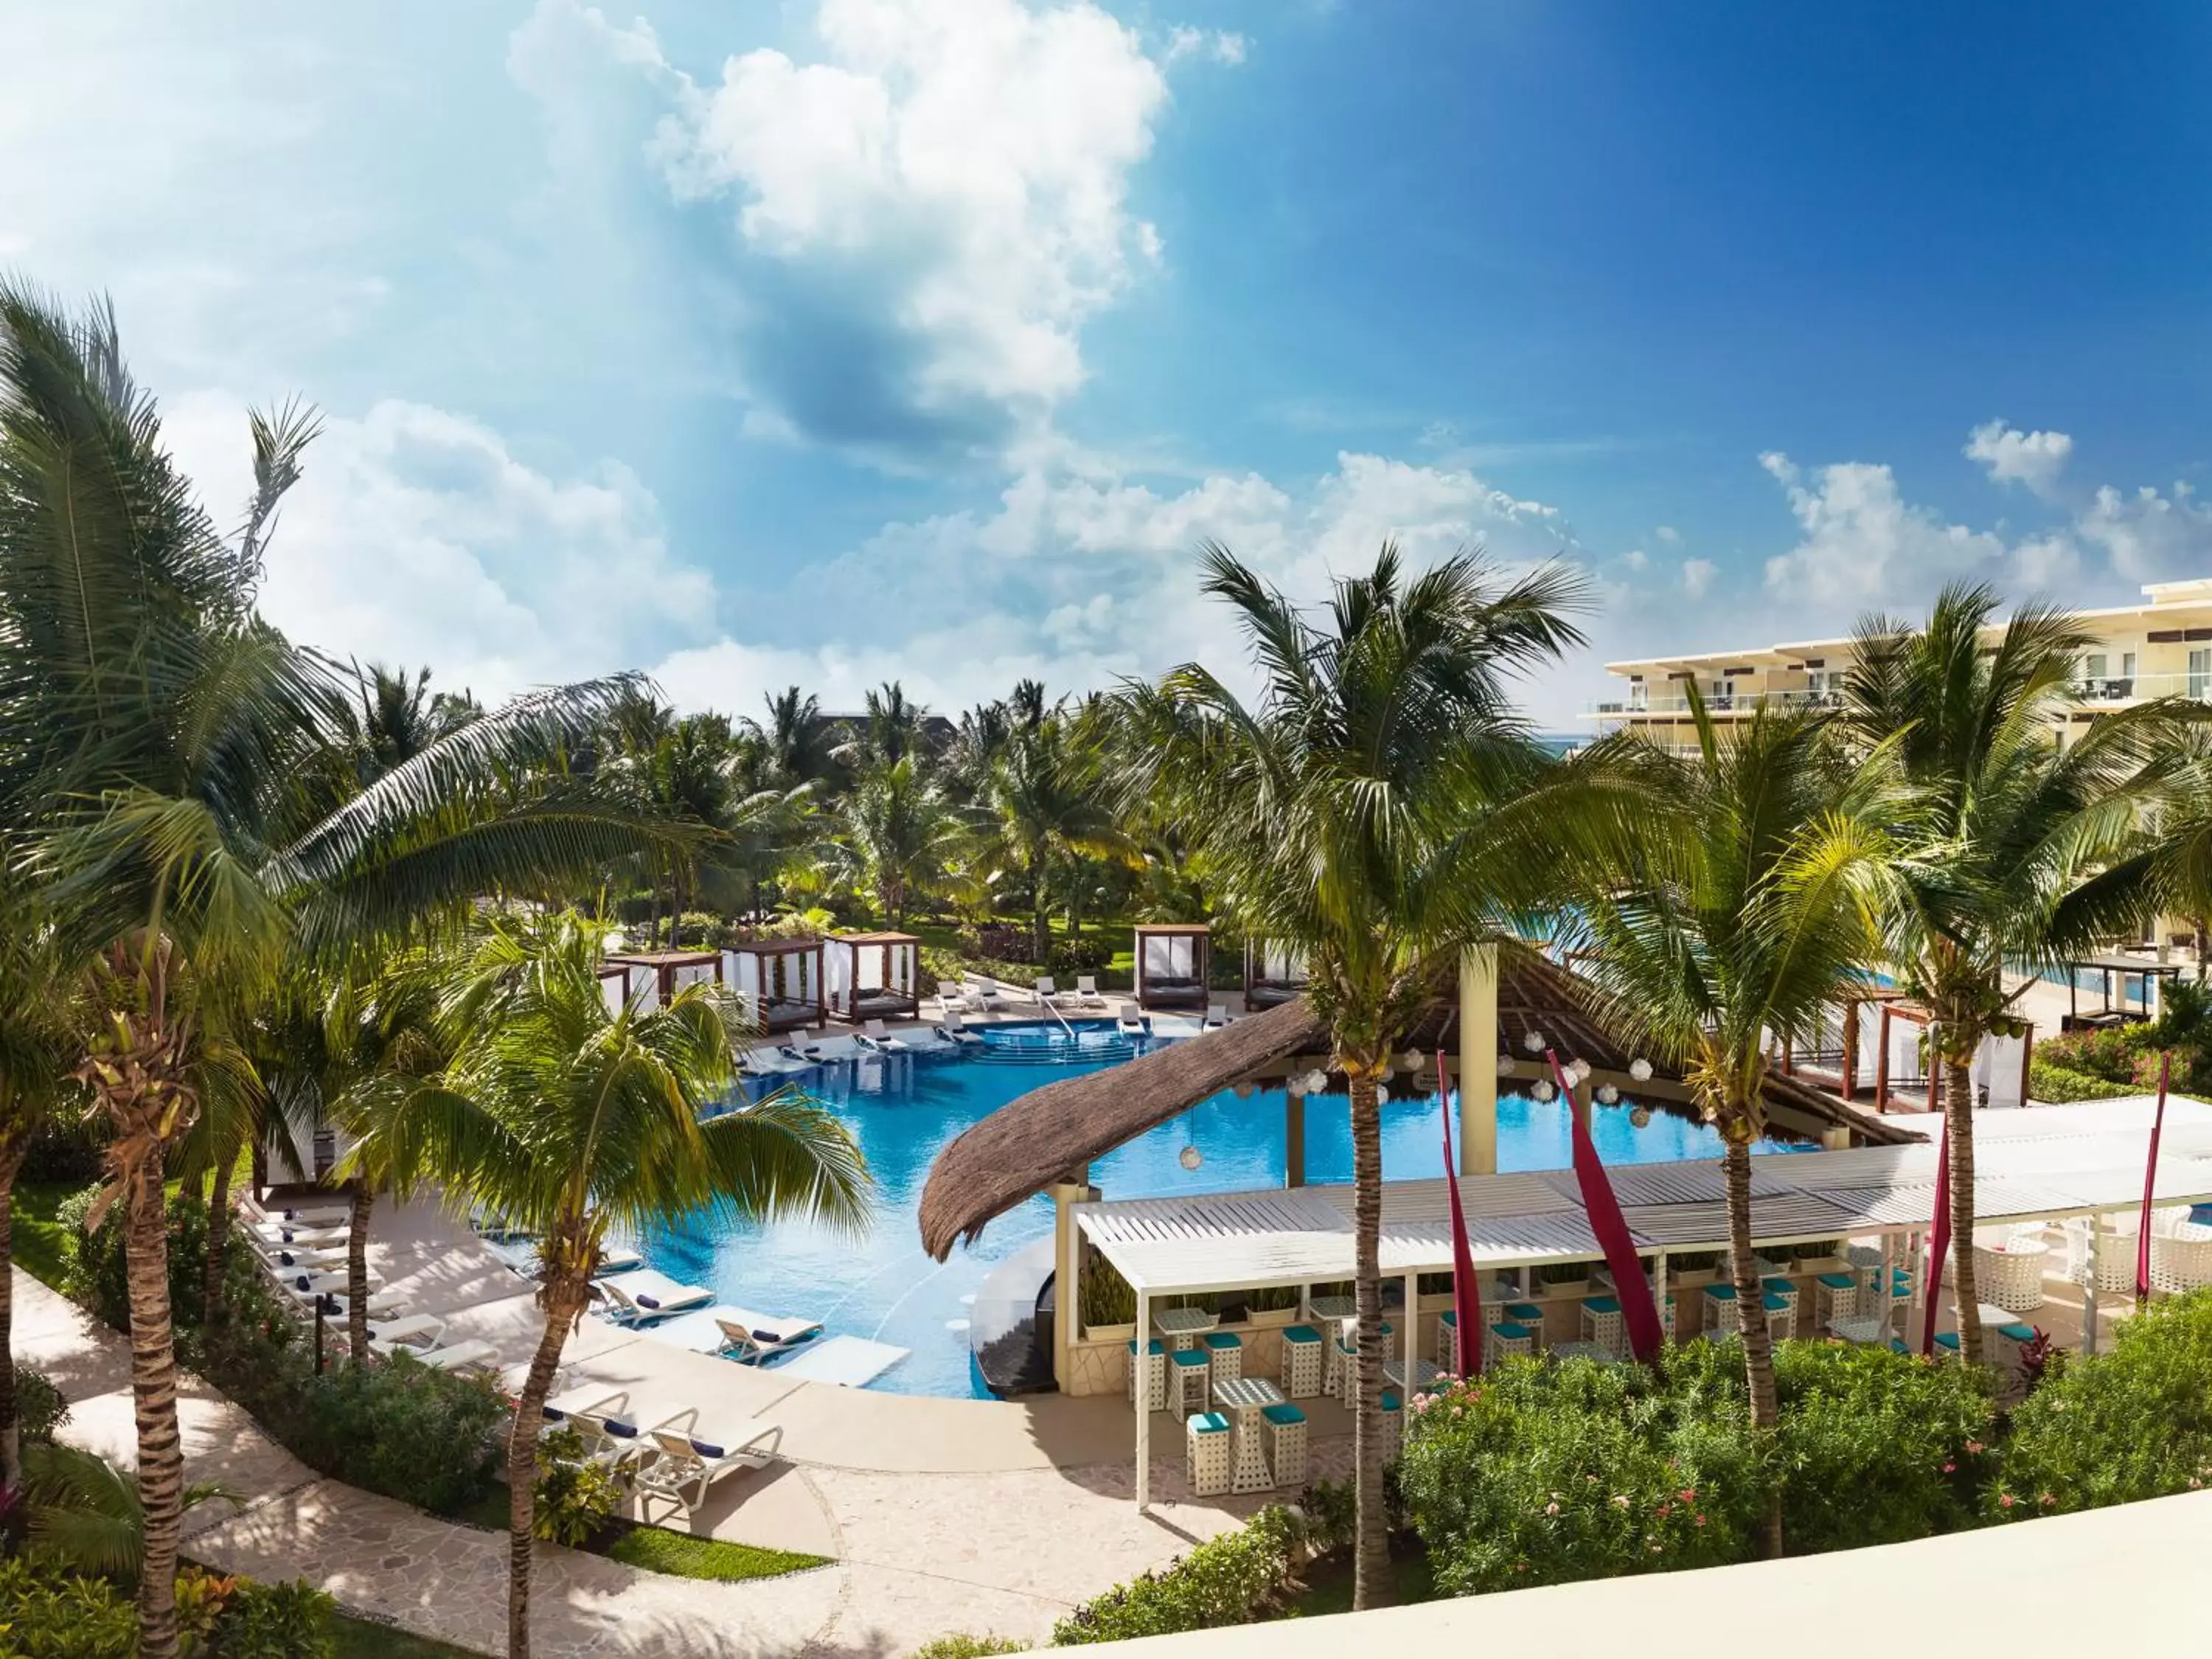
[7,1,2208,724]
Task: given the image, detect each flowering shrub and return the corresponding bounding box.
[1992,1287,2212,1519]
[1051,1506,1312,1644]
[1396,1354,1756,1594]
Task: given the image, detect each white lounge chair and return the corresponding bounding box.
[1033,975,1062,1007]
[964,975,1006,1012]
[240,1192,350,1231]
[858,1018,911,1054]
[402,1340,499,1374]
[634,1408,783,1526]
[247,1219,349,1249]
[1205,1001,1232,1028]
[596,1269,714,1324]
[935,980,971,1014]
[714,1307,824,1365]
[272,1268,401,1320]
[1116,1007,1145,1037]
[542,1388,646,1471]
[936,1010,983,1047]
[366,1314,445,1352]
[250,1234,346,1273]
[1072,975,1107,1009]
[596,1244,643,1276]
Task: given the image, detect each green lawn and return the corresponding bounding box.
[1284,1550,1436,1618]
[13,1179,77,1288]
[333,1613,483,1658]
[606,1525,829,1582]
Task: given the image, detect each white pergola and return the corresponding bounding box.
[1080,1096,2212,1509]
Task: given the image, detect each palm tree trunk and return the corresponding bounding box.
[0,1133,27,1488]
[508,1273,589,1659]
[202,1159,233,1329]
[125,1165,187,1658]
[1945,1053,1985,1365]
[1031,849,1050,962]
[1347,1069,1392,1610]
[1724,1135,1781,1554]
[347,1184,375,1362]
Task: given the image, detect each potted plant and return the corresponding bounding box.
[1790,1238,1848,1276]
[1668,1248,1721,1289]
[1242,1285,1301,1328]
[1079,1254,1137,1344]
[1415,1270,1456,1314]
[1537,1259,1590,1298]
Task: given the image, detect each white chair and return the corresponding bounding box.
[1072,975,1107,1008]
[1280,1325,1324,1397]
[1116,1007,1145,1037]
[596,1270,713,1324]
[935,1010,983,1047]
[543,1389,647,1472]
[396,1339,499,1374]
[964,975,1006,1011]
[1034,976,1062,1006]
[1127,1339,1166,1411]
[635,1409,783,1526]
[365,1314,444,1352]
[858,1018,909,1053]
[1972,1233,2051,1314]
[1169,1349,1211,1415]
[2151,1224,2212,1293]
[1262,1403,1308,1486]
[1204,1002,1231,1027]
[714,1307,824,1365]
[934,980,970,1014]
[1186,1413,1231,1498]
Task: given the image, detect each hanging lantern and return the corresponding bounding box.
[1523,1029,1547,1053]
[1179,1144,1204,1171]
[1376,1083,1391,1103]
[1628,1057,1654,1082]
[1400,1049,1423,1072]
[1233,1079,1256,1099]
[1629,1105,1653,1129]
[1531,1078,1556,1103]
[1284,1076,1304,1097]
[1306,1068,1329,1094]
[1596,1082,1620,1106]
[1495,1055,1515,1079]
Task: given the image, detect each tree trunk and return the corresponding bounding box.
[1724,1135,1782,1555]
[0,1135,26,1488]
[347,1184,376,1363]
[1032,849,1051,962]
[1347,1069,1392,1610]
[125,1164,187,1658]
[1946,1053,1985,1366]
[202,1159,233,1330]
[507,1273,588,1659]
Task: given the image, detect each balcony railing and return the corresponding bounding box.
[1588,673,2212,719]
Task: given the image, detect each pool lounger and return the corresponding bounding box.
[250,1233,346,1272]
[635,1408,783,1524]
[596,1269,714,1324]
[714,1307,825,1364]
[935,1011,984,1047]
[366,1314,445,1352]
[247,1220,350,1249]
[857,1018,911,1054]
[401,1339,499,1374]
[272,1268,402,1320]
[1116,1009,1145,1036]
[240,1194,351,1231]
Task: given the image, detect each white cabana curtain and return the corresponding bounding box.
[1143,935,1191,981]
[724,950,755,1000]
[1886,1015,1925,1089]
[1262,942,1304,984]
[673,961,716,993]
[825,946,851,1006]
[1974,1033,2028,1110]
[599,972,627,1020]
[633,972,661,1015]
[856,946,884,992]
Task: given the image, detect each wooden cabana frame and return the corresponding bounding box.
[1133,923,1211,1010]
[828,931,922,1023]
[603,950,723,1014]
[2056,953,2185,1031]
[724,937,827,1034]
[1242,939,1309,1009]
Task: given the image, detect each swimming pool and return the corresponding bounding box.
[633,1020,1799,1397]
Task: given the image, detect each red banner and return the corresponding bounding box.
[2137,1051,2171,1304]
[1547,1051,1664,1361]
[1920,1119,1950,1355]
[1434,1051,1484,1376]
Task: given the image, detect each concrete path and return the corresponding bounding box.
[10,1270,1310,1656]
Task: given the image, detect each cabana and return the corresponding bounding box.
[1242,939,1310,1009]
[1133,923,1211,1011]
[1781,990,2033,1113]
[723,937,826,1034]
[602,950,722,1015]
[2056,952,2185,1031]
[827,931,922,1023]
[1080,1093,2212,1509]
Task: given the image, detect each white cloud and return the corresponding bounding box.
[164,394,718,700]
[2076,481,2212,583]
[1966,418,2073,495]
[1759,451,2008,606]
[1654,524,1680,546]
[1166,25,1248,64]
[521,0,1192,462]
[1681,558,1717,599]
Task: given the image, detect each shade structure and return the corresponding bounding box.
[1133,923,1211,1010]
[1243,939,1310,1009]
[723,937,826,1034]
[602,950,722,1015]
[827,931,921,1023]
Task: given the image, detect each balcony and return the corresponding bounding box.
[1587,675,2212,721]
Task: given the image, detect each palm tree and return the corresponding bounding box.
[1841,585,2160,1364]
[0,285,698,1655]
[1121,541,1609,1610]
[350,915,868,1659]
[747,685,840,789]
[1564,697,1893,1549]
[832,753,958,927]
[977,702,1129,959]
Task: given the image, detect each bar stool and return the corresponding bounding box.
[1658,1293,1677,1342]
[1503,1299,1545,1333]
[1933,1330,1963,1361]
[1579,1295,1624,1357]
[1759,1277,1800,1338]
[1127,1338,1166,1413]
[1761,1292,1794,1343]
[1485,1319,1537,1366]
[1991,1321,2037,1375]
[1433,1310,1458,1371]
[1329,1320,1391,1398]
[1186,1412,1231,1497]
[1262,1402,1308,1486]
[1815,1272,1859,1330]
[1279,1324,1324,1398]
[1169,1347,1211,1414]
[1203,1329,1244,1391]
[1378,1388,1404,1460]
[1702,1281,1742,1335]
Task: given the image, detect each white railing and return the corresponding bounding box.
[1588,675,2212,719]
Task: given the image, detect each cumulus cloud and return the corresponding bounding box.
[1681,558,1717,599]
[1759,451,2008,606]
[2076,481,2212,582]
[1966,418,2073,495]
[1166,25,1248,64]
[515,0,1197,465]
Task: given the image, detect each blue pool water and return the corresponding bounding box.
[634,1022,1799,1397]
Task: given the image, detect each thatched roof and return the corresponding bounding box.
[917,950,1921,1259]
[919,997,1325,1258]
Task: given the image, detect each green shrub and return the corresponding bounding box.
[212,1575,338,1658]
[262,1350,507,1517]
[15,1368,69,1446]
[1077,1253,1135,1327]
[19,1119,106,1186]
[1051,1506,1308,1644]
[0,1556,138,1658]
[1244,1284,1301,1313]
[1768,1340,1997,1551]
[2028,1060,2136,1103]
[1397,1354,1756,1595]
[1536,1259,1591,1285]
[1993,1287,2212,1518]
[57,1183,222,1332]
[909,1638,1029,1659]
[532,1427,620,1545]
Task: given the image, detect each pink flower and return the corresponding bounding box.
[1964,1440,1983,1454]
[1545,1501,1559,1516]
[1678,1487,1697,1503]
[1611,1495,1630,1509]
[1942,1462,1955,1474]
[2039,1493,2055,1506]
[1655,1502,1672,1517]
[1694,1514,1706,1528]
[1999,1494,2016,1509]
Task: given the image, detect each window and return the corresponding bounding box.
[2192,649,2210,701]
[2084,653,2108,681]
[2123,651,2138,679]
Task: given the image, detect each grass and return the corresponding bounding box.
[333,1613,483,1658]
[605,1523,830,1582]
[13,1179,77,1288]
[1284,1549,1436,1618]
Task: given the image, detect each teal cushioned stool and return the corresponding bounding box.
[1279,1324,1324,1398]
[1261,1401,1309,1485]
[1579,1294,1624,1356]
[1379,1388,1405,1459]
[1169,1346,1211,1413]
[1126,1337,1166,1412]
[1186,1411,1231,1496]
[1202,1328,1245,1389]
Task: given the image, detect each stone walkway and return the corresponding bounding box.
[11,1270,1316,1656]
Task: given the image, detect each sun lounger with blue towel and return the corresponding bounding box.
[714,1307,824,1364]
[596,1269,714,1324]
[633,1407,783,1525]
